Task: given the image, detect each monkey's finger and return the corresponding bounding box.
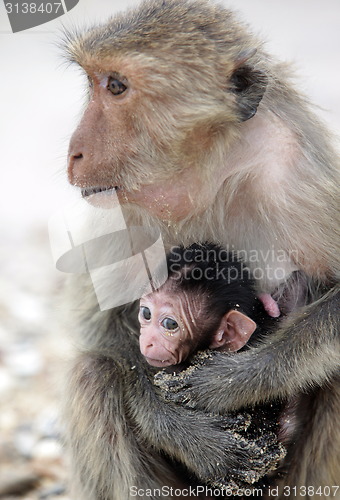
[216,412,252,432]
[229,431,285,477]
[231,439,286,484]
[159,386,197,407]
[154,350,214,390]
[154,371,192,395]
[189,350,216,366]
[253,435,287,469]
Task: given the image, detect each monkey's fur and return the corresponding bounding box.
[64,0,340,498]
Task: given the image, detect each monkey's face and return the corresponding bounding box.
[138,289,203,367]
[66,3,268,224]
[67,53,243,223]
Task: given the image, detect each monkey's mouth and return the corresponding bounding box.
[81,186,121,198]
[145,357,173,368]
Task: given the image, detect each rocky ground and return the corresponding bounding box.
[0,228,71,500]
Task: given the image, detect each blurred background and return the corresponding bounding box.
[0,0,339,498]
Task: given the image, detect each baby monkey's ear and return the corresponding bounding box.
[209,310,257,352]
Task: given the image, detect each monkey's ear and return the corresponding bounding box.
[230,61,268,122]
[209,310,257,352]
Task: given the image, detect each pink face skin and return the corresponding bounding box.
[139,290,202,367]
[139,288,258,368]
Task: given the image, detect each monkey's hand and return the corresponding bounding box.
[207,431,286,493]
[154,350,219,409]
[169,412,285,488]
[185,415,286,488]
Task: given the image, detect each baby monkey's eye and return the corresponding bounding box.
[107,77,127,95]
[140,306,151,320]
[161,318,179,330]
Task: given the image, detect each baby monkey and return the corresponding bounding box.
[139,243,279,368]
[139,243,286,492]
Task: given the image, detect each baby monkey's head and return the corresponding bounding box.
[138,243,261,367]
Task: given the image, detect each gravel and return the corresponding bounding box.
[0,227,71,500]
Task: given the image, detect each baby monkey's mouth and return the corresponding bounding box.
[144,356,173,368]
[81,186,121,198]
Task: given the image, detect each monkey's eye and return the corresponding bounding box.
[161,318,179,331]
[140,306,151,321]
[107,77,127,96]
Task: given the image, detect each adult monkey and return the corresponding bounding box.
[65,0,340,498]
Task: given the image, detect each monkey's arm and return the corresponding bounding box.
[123,359,284,486]
[156,286,339,412]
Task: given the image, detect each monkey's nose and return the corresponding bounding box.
[139,336,150,354]
[68,152,84,184]
[141,340,154,354]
